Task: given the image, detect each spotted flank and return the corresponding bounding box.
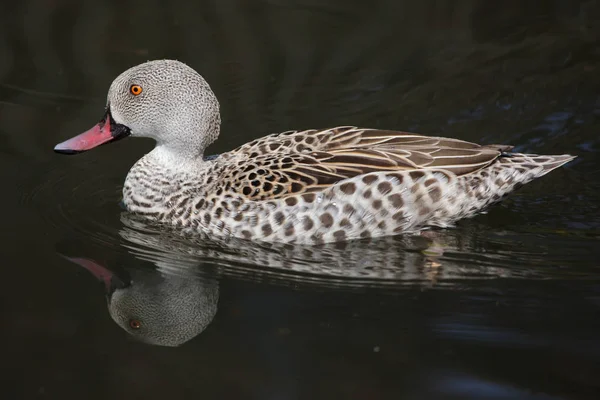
[54,60,577,245]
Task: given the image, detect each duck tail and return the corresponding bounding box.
[537,153,578,174]
[498,152,577,179]
[453,152,576,219]
[482,152,577,201]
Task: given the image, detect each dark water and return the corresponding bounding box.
[3,1,600,399]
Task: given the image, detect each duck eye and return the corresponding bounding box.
[129,319,141,329]
[129,84,143,96]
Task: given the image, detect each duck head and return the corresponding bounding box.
[54,60,221,157]
[66,256,219,347]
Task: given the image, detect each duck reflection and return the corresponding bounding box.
[59,209,530,348]
[63,256,219,347]
[118,211,451,287]
[58,210,451,347]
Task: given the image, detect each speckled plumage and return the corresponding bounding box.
[56,60,576,245]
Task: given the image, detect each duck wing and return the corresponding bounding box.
[218,126,508,201]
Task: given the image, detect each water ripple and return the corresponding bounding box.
[20,159,124,251]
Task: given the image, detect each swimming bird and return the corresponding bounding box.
[54,59,576,245]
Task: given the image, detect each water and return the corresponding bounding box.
[3,1,600,399]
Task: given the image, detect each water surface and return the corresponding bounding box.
[3,1,600,399]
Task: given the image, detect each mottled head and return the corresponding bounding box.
[54,59,221,157]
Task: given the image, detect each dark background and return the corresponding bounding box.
[2,1,600,399]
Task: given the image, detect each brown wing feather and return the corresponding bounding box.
[218,126,505,200]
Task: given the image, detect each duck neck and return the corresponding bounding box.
[147,144,207,174]
[148,119,219,169]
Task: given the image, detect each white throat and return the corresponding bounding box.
[147,145,207,173]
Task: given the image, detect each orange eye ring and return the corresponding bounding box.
[130,84,143,96]
[129,319,141,329]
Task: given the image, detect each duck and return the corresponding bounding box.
[54,59,576,245]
